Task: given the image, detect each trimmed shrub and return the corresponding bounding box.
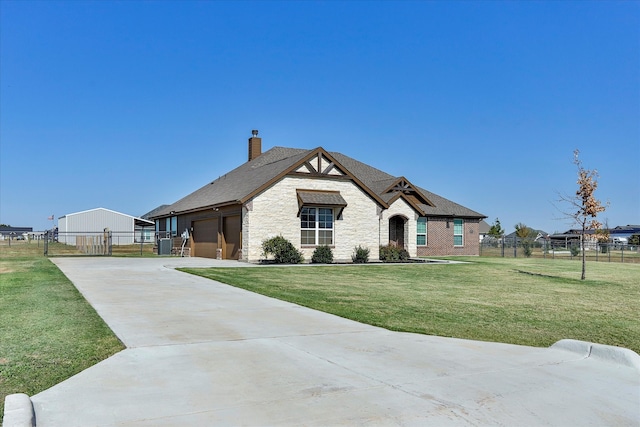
[351,245,370,263]
[311,245,334,264]
[379,244,410,262]
[261,235,304,264]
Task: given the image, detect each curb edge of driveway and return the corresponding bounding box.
[3,340,637,427]
[2,393,34,427]
[551,339,640,372]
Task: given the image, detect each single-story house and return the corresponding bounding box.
[549,224,640,247]
[504,228,549,245]
[58,208,154,245]
[609,225,640,243]
[0,226,33,240]
[478,220,491,242]
[150,131,486,262]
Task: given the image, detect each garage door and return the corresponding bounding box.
[222,215,241,260]
[192,219,218,258]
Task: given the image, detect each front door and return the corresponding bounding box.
[389,216,406,248]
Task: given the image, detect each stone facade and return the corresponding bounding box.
[379,198,419,257]
[243,176,381,262]
[242,176,481,262]
[240,177,479,262]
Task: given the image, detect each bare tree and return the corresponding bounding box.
[558,150,607,280]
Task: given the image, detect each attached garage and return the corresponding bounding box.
[222,215,241,260]
[189,214,241,260]
[191,218,218,258]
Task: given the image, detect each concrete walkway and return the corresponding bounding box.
[24,258,640,426]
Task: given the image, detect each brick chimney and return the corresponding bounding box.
[248,130,262,161]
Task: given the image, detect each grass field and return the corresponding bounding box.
[181,257,640,354]
[0,241,124,421]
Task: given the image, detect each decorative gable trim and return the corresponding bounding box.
[382,177,435,215]
[292,152,347,177]
[384,178,413,194]
[296,162,316,174]
[240,147,388,208]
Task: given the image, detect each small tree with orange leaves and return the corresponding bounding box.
[558,150,607,280]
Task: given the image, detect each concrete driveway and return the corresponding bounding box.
[24,257,640,426]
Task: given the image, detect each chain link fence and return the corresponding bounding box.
[480,237,640,264]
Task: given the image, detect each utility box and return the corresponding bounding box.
[158,238,172,255]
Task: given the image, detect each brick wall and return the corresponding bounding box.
[416,217,480,257]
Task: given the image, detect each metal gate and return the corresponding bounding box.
[45,230,113,256]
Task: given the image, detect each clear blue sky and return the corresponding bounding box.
[1,1,638,234]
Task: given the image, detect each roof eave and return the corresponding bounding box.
[149,200,243,219]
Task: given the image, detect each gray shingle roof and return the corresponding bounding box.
[415,186,485,218]
[329,151,483,217]
[140,205,170,219]
[153,147,308,217]
[152,146,485,219]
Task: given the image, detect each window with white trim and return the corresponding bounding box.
[417,217,427,245]
[301,207,333,245]
[453,218,463,246]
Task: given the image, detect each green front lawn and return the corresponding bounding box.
[181,257,640,354]
[0,241,124,421]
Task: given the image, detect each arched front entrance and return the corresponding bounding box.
[389,215,407,249]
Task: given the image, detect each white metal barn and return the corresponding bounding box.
[58,207,154,246]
